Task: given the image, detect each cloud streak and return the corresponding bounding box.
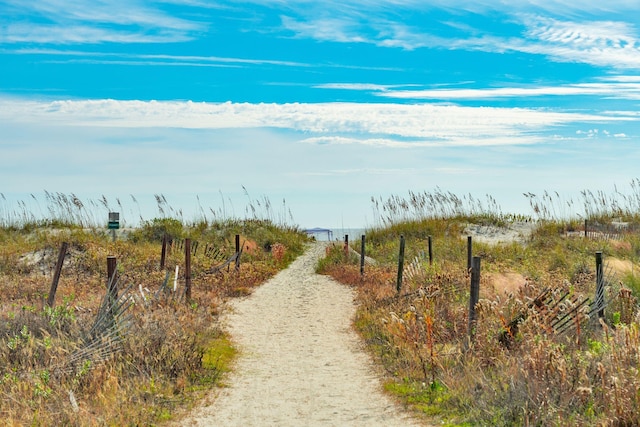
[0,97,619,147]
[275,2,640,69]
[376,82,640,100]
[1,0,203,44]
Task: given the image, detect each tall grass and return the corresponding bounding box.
[526,179,640,222]
[371,188,506,227]
[372,180,640,228]
[0,205,309,425]
[1,188,297,231]
[325,187,640,425]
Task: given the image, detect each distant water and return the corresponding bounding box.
[305,227,367,242]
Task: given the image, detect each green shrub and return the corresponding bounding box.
[130,218,183,242]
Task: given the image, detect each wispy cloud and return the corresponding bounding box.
[280,13,446,50]
[18,49,309,68]
[274,2,640,69]
[8,48,396,71]
[0,0,203,44]
[314,83,417,91]
[281,16,369,44]
[516,15,640,69]
[0,97,617,147]
[319,80,640,101]
[6,1,640,72]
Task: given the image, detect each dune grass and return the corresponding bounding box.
[321,187,640,426]
[0,194,308,426]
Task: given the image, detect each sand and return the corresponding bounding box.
[178,242,423,427]
[464,221,536,245]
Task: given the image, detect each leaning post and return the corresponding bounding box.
[596,251,604,320]
[46,242,69,308]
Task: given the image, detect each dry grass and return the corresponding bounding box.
[322,211,640,426]
[0,218,308,426]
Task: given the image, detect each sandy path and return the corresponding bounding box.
[180,242,422,427]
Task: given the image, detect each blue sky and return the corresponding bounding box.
[2,1,640,228]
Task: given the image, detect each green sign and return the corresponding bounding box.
[108,212,120,230]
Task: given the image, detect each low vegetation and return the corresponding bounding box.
[0,193,308,425]
[5,184,640,425]
[322,186,640,426]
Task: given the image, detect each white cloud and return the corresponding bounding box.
[314,83,401,91]
[350,81,640,101]
[0,97,617,147]
[1,25,192,44]
[274,3,640,69]
[281,14,446,50]
[281,16,368,43]
[6,0,640,72]
[516,15,640,69]
[0,0,203,44]
[601,75,640,82]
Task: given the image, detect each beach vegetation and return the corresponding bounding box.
[322,183,640,425]
[0,192,308,425]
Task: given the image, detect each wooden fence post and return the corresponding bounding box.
[596,251,604,319]
[585,219,588,238]
[396,235,405,293]
[344,234,349,260]
[360,234,366,277]
[185,239,192,301]
[46,242,68,308]
[428,235,433,266]
[235,234,241,271]
[467,236,473,273]
[160,234,168,269]
[107,256,118,307]
[468,256,481,340]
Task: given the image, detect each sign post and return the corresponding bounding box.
[108,212,120,241]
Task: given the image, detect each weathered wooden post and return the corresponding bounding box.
[46,242,68,308]
[428,235,433,266]
[344,234,349,260]
[596,251,604,319]
[107,255,118,302]
[360,234,366,277]
[468,256,481,340]
[585,219,588,238]
[467,235,473,273]
[185,239,192,301]
[235,234,241,271]
[396,235,405,293]
[160,234,168,269]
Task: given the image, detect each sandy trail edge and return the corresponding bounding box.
[178,242,424,427]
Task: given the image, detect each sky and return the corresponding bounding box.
[2,1,640,228]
